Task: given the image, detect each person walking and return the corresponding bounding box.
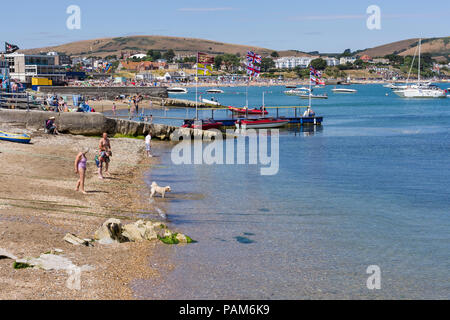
[98,133,112,178]
[145,132,152,157]
[75,148,89,194]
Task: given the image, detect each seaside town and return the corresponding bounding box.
[0,1,449,306]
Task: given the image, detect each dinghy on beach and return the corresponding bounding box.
[0,131,31,144]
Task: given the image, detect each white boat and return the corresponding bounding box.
[393,39,446,99]
[332,88,357,93]
[167,87,188,94]
[201,98,221,106]
[284,87,312,95]
[206,88,224,94]
[299,94,328,99]
[236,118,290,130]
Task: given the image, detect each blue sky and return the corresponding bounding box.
[1,0,449,53]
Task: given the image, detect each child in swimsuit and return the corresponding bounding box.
[75,148,89,194]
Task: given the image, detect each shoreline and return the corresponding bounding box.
[0,126,175,299]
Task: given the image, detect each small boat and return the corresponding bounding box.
[332,88,357,93]
[0,131,31,144]
[284,87,312,95]
[182,119,223,130]
[201,98,221,106]
[228,106,268,115]
[167,87,188,94]
[299,94,328,99]
[206,88,224,94]
[236,118,289,129]
[285,85,297,89]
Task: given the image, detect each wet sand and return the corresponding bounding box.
[0,126,173,299]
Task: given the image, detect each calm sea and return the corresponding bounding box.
[126,84,450,299]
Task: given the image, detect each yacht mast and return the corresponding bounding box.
[418,39,421,85]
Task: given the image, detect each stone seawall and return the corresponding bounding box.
[38,86,168,99]
[0,110,226,141]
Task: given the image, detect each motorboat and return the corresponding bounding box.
[299,93,328,99]
[284,87,312,95]
[182,119,223,130]
[167,87,188,94]
[332,88,357,93]
[228,106,268,115]
[201,97,221,106]
[235,118,290,129]
[206,88,224,94]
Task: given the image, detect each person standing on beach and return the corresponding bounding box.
[75,148,89,194]
[112,102,117,116]
[98,133,112,178]
[145,132,152,157]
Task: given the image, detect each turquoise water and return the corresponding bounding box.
[130,84,450,299]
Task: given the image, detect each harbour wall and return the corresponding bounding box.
[38,86,168,99]
[0,110,225,141]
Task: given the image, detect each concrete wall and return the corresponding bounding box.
[38,86,168,99]
[0,109,225,141]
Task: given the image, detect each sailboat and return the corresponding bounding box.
[393,39,446,98]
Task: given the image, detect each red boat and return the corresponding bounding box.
[182,119,223,130]
[228,106,268,115]
[236,118,289,129]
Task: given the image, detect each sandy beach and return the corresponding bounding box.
[0,126,174,299]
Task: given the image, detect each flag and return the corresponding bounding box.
[310,66,322,78]
[197,63,213,76]
[197,52,214,65]
[246,51,262,64]
[5,42,19,54]
[246,62,260,78]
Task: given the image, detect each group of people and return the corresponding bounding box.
[74,133,112,194]
[74,132,152,194]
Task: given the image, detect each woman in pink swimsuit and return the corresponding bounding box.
[75,148,89,194]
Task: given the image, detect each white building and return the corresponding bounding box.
[274,56,313,69]
[130,53,147,59]
[4,53,66,84]
[324,57,340,66]
[340,57,357,65]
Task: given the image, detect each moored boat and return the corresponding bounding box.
[201,98,221,106]
[206,88,224,94]
[228,106,268,115]
[0,131,31,144]
[332,88,357,93]
[182,119,223,130]
[235,118,289,129]
[299,93,328,99]
[167,87,188,94]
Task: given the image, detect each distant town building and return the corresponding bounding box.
[360,55,372,63]
[371,58,390,65]
[324,57,340,66]
[4,53,66,84]
[274,56,313,69]
[47,52,72,66]
[340,57,357,65]
[117,60,167,72]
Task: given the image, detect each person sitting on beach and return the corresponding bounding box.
[45,117,59,135]
[75,148,89,194]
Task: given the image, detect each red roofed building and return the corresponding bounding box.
[360,55,372,63]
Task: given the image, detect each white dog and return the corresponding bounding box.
[150,182,171,198]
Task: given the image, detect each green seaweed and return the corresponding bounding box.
[158,233,196,245]
[13,262,32,269]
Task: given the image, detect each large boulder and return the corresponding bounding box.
[94,218,128,243]
[122,220,164,242]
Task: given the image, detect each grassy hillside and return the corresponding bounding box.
[358,37,450,61]
[21,35,277,58]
